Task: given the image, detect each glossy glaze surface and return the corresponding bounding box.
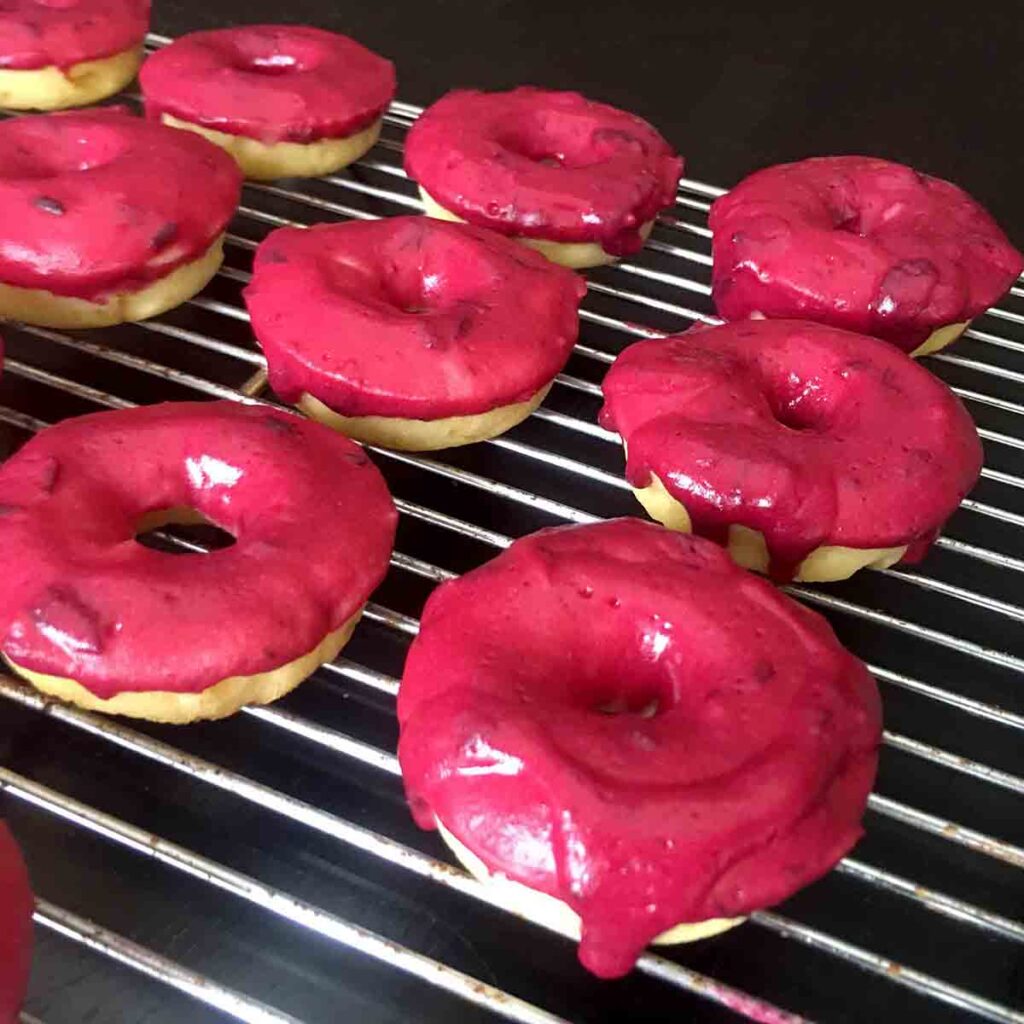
[710,156,1024,350]
[0,0,148,71]
[245,216,585,418]
[600,319,982,579]
[404,87,681,255]
[0,822,33,1024]
[398,518,881,978]
[140,25,395,143]
[0,109,241,300]
[0,401,396,696]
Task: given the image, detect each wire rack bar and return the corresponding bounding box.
[32,899,300,1024]
[0,36,1020,1022]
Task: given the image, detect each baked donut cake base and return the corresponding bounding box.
[419,188,654,270]
[635,471,907,583]
[0,46,143,111]
[5,608,362,724]
[909,320,970,357]
[298,383,552,451]
[437,818,744,946]
[162,114,382,181]
[0,235,225,329]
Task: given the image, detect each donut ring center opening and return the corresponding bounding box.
[133,506,236,554]
[5,123,128,178]
[227,36,326,77]
[495,120,647,172]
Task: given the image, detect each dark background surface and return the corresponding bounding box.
[4,5,1024,1024]
[156,0,1024,235]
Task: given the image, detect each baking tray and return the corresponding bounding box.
[0,31,1021,1024]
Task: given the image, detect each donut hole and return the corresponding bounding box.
[228,35,325,77]
[496,118,647,171]
[766,396,819,432]
[593,694,661,718]
[236,54,302,76]
[496,131,567,168]
[134,506,236,554]
[5,123,128,178]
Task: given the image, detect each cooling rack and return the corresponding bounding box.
[0,31,1021,1024]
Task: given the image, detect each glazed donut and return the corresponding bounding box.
[405,87,682,269]
[0,108,241,329]
[709,156,1024,355]
[398,518,881,978]
[140,26,395,180]
[600,319,982,582]
[0,0,148,111]
[0,821,33,1022]
[0,401,396,723]
[244,216,586,451]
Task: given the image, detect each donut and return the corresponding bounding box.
[0,0,149,111]
[0,821,33,1022]
[600,319,982,582]
[0,401,397,723]
[709,156,1024,355]
[140,26,396,181]
[404,87,682,269]
[397,518,881,978]
[0,108,241,329]
[244,216,586,451]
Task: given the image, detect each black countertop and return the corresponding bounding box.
[156,0,1023,235]
[5,5,1023,1024]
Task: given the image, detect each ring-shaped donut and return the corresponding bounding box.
[0,401,396,723]
[0,0,149,110]
[245,216,586,451]
[0,108,241,328]
[405,87,682,269]
[709,156,1023,355]
[398,518,881,977]
[140,26,396,180]
[0,821,33,1021]
[600,319,982,581]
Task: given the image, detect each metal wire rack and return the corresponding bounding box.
[0,31,1021,1023]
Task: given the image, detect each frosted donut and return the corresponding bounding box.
[244,216,586,451]
[405,87,681,269]
[600,319,982,581]
[140,26,395,180]
[709,156,1024,355]
[0,0,148,110]
[398,518,881,977]
[0,401,397,723]
[0,108,241,329]
[0,821,33,1022]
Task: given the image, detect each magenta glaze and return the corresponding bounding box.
[398,519,881,978]
[404,88,682,256]
[710,156,1024,351]
[0,0,148,71]
[0,108,241,300]
[140,26,396,144]
[0,401,397,696]
[600,320,982,579]
[245,216,586,419]
[0,822,32,1024]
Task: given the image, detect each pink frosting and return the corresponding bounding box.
[0,0,148,71]
[0,822,33,1023]
[405,88,682,255]
[0,401,397,695]
[245,216,586,419]
[140,25,396,144]
[0,108,241,301]
[710,156,1024,350]
[600,319,982,579]
[398,519,881,978]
